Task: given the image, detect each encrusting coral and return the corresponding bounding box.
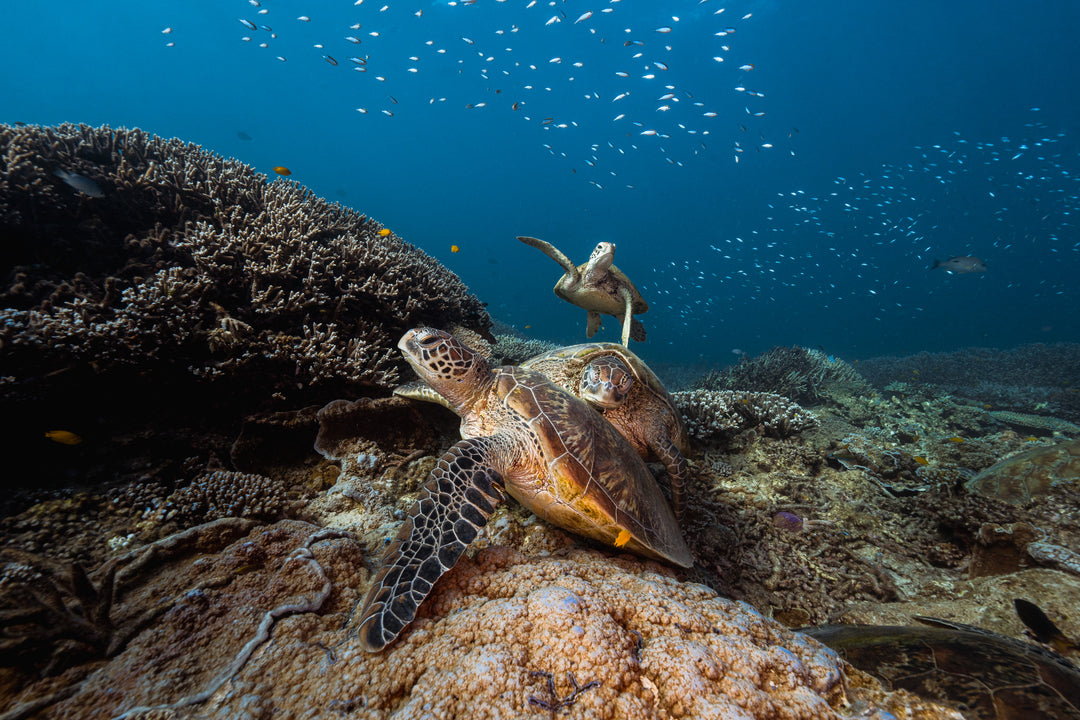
[0,122,491,400]
[0,520,958,720]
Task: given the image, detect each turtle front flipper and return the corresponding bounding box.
[586,310,602,338]
[653,435,687,522]
[617,286,637,346]
[357,437,506,651]
[394,380,453,410]
[518,235,578,276]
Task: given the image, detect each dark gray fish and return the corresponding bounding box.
[1015,598,1079,655]
[931,255,986,273]
[53,168,104,198]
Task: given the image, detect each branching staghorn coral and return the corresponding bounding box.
[694,346,870,404]
[674,389,817,442]
[0,122,491,399]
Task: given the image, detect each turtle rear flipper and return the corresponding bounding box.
[357,438,506,651]
[518,235,578,277]
[586,310,602,338]
[629,318,646,343]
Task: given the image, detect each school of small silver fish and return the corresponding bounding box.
[647,111,1080,351]
[210,0,777,190]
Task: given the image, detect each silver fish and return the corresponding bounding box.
[54,168,104,198]
[931,256,986,274]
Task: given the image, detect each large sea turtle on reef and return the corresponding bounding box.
[358,328,692,651]
[518,235,649,346]
[396,342,690,519]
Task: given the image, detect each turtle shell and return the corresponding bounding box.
[807,621,1080,719]
[489,365,692,567]
[966,437,1080,503]
[522,343,688,454]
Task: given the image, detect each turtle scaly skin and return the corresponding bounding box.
[518,236,648,346]
[358,328,692,651]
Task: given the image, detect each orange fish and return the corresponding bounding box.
[377,228,391,237]
[272,166,292,176]
[45,430,82,446]
[450,244,460,253]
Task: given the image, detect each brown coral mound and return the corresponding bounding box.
[0,122,490,492]
[0,122,490,393]
[2,520,955,720]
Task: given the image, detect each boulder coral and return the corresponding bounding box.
[0,520,957,719]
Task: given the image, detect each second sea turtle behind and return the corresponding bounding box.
[518,235,648,346]
[359,328,692,652]
[521,342,690,520]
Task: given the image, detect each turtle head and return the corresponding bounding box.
[579,356,634,409]
[587,242,616,273]
[398,328,491,411]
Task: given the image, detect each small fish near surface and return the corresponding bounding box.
[931,256,986,274]
[53,168,104,198]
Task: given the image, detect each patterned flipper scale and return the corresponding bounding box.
[357,437,506,651]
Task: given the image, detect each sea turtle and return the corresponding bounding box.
[521,343,690,520]
[395,342,690,519]
[358,328,692,651]
[518,235,649,346]
[806,616,1080,719]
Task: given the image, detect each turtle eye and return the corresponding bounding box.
[415,330,442,348]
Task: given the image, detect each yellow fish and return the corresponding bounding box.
[614,528,632,548]
[450,244,460,253]
[377,228,391,237]
[45,430,82,445]
[272,166,292,176]
[913,456,929,465]
[947,436,965,444]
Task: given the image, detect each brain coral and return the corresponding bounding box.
[0,122,491,399]
[10,520,954,720]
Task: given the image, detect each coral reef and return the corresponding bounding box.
[160,470,288,524]
[674,389,817,442]
[1,122,491,493]
[1,122,490,397]
[0,521,955,719]
[858,343,1080,421]
[488,332,560,366]
[694,346,872,404]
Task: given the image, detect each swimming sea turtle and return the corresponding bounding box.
[806,617,1080,719]
[358,328,692,651]
[521,343,690,520]
[518,235,649,346]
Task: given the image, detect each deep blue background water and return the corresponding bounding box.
[4,0,1078,369]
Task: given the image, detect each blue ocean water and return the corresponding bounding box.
[4,0,1078,369]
